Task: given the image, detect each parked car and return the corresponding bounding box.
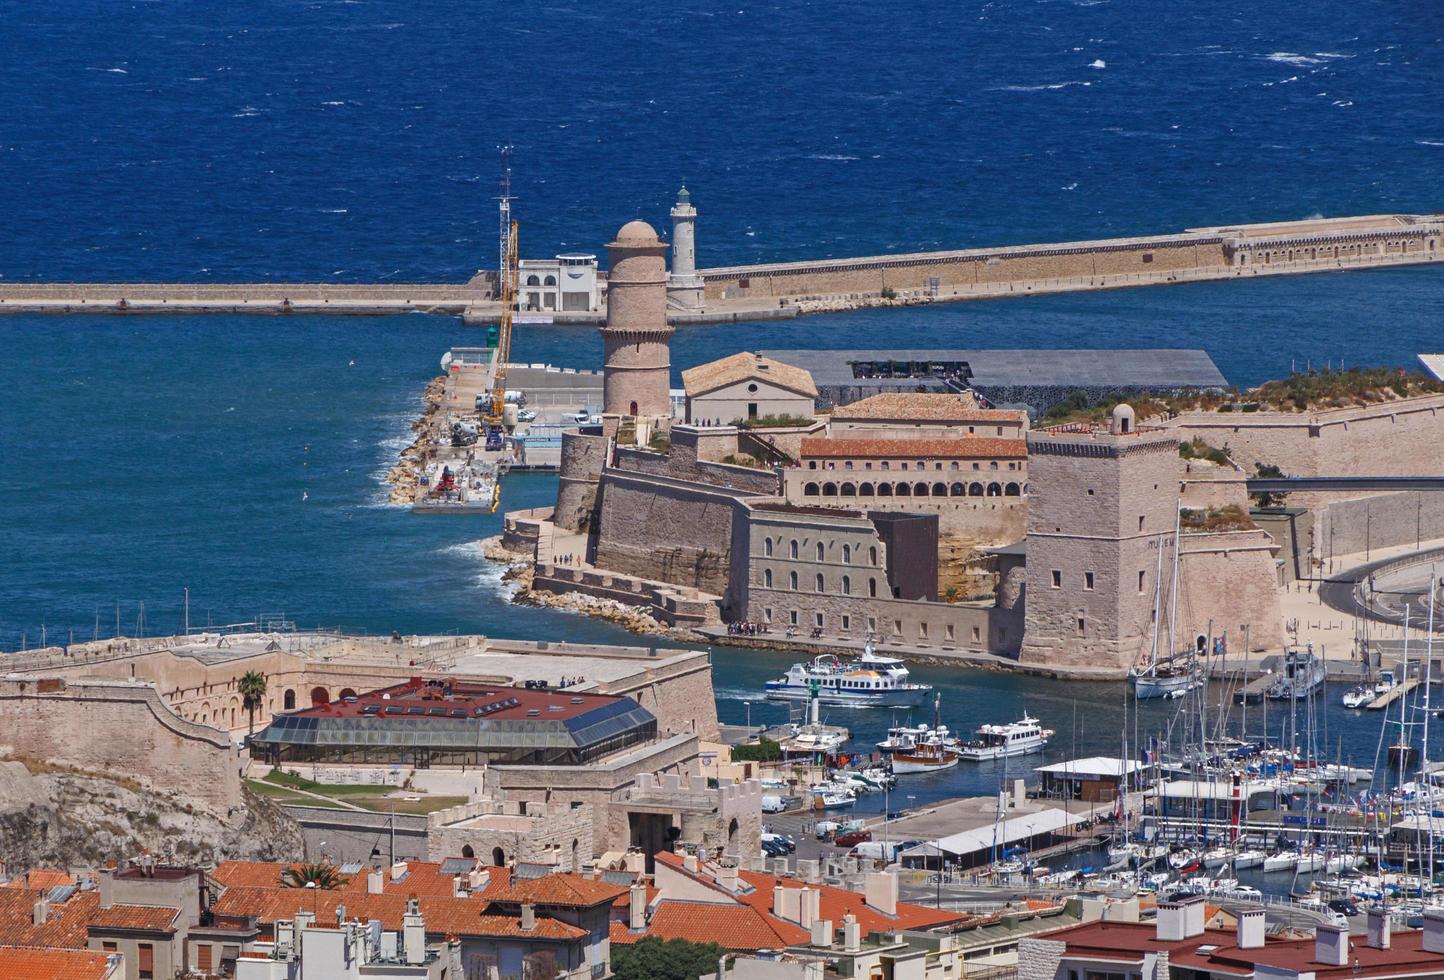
[517,408,537,422]
[760,838,788,857]
[1328,898,1360,918]
[834,830,872,848]
[761,833,795,854]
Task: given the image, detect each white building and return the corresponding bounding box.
[235,901,461,980]
[518,254,600,313]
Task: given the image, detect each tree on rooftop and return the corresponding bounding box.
[612,936,726,980]
[1251,463,1290,509]
[280,863,348,890]
[239,670,268,737]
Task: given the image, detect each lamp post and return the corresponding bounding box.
[744,701,752,732]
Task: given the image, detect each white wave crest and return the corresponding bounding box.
[993,80,1091,92]
[1266,52,1324,66]
[808,154,860,161]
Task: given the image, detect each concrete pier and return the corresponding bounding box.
[3,210,1438,322]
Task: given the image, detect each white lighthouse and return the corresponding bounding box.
[666,185,704,313]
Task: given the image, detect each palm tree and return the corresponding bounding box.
[280,863,348,890]
[238,670,268,737]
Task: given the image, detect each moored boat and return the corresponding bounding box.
[891,737,960,775]
[765,642,932,707]
[957,714,1053,761]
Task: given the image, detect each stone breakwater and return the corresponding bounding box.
[385,376,445,505]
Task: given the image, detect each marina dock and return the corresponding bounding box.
[1366,676,1422,710]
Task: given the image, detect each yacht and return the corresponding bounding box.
[957,714,1053,761]
[877,722,955,754]
[765,643,931,707]
[1342,684,1371,709]
[1232,849,1266,870]
[1266,645,1326,700]
[891,736,961,775]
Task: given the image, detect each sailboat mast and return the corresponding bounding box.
[1167,501,1182,670]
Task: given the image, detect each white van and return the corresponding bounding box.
[849,841,898,863]
[761,795,787,814]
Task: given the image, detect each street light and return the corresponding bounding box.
[743,701,752,732]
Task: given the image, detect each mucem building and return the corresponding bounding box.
[247,678,659,768]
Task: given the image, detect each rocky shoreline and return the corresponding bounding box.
[384,376,445,505]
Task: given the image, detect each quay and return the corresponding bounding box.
[2,210,1439,322]
[1366,676,1422,710]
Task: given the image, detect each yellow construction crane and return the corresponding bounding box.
[487,219,519,425]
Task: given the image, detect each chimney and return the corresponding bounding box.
[32,898,49,926]
[1367,907,1391,950]
[843,913,860,952]
[864,871,897,917]
[469,867,490,892]
[1315,923,1348,967]
[520,903,537,932]
[295,910,316,933]
[811,918,833,948]
[629,883,647,930]
[718,863,739,891]
[391,861,409,881]
[1156,895,1205,941]
[799,888,820,929]
[403,897,426,965]
[1424,909,1444,954]
[775,887,801,925]
[625,851,645,874]
[452,876,468,899]
[1236,907,1265,950]
[683,854,699,873]
[797,859,820,884]
[368,869,384,894]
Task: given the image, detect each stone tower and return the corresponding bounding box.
[667,186,704,313]
[602,219,674,418]
[1018,404,1183,671]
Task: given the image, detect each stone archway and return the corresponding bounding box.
[310,687,330,706]
[462,845,475,859]
[492,847,506,867]
[339,688,358,700]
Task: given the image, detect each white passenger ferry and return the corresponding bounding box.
[956,714,1053,761]
[764,644,931,708]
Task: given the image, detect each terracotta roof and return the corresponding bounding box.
[800,437,1027,459]
[2,872,76,892]
[0,946,117,980]
[211,879,594,941]
[832,393,1025,423]
[468,914,585,941]
[734,869,968,935]
[0,890,100,949]
[682,352,818,399]
[610,901,809,951]
[212,860,512,898]
[1045,920,1238,957]
[87,904,180,933]
[486,874,628,909]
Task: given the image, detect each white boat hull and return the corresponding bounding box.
[958,739,1047,761]
[765,684,929,708]
[891,754,960,775]
[1263,853,1299,873]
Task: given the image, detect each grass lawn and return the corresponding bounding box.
[252,772,467,815]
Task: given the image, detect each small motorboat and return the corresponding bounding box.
[1342,685,1371,709]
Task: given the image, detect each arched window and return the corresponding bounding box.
[840,482,856,496]
[764,538,773,556]
[932,482,948,497]
[842,544,851,564]
[1005,482,1021,496]
[543,275,557,286]
[896,483,911,497]
[803,482,820,497]
[869,546,878,565]
[816,542,825,561]
[869,578,878,597]
[987,482,1002,496]
[859,483,874,497]
[492,847,506,867]
[969,482,985,496]
[309,687,330,706]
[789,571,799,591]
[842,575,851,595]
[914,482,929,497]
[822,482,837,496]
[815,573,825,593]
[462,845,475,859]
[339,688,357,700]
[764,569,773,588]
[525,275,541,286]
[950,482,966,496]
[790,540,799,559]
[283,689,296,710]
[877,483,893,497]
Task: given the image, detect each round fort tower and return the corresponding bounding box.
[601,219,673,418]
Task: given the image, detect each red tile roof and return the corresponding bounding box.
[0,946,117,980]
[2,872,76,892]
[610,901,809,951]
[1044,920,1238,957]
[486,874,627,909]
[800,437,1027,460]
[0,890,100,949]
[734,869,968,935]
[212,860,513,898]
[88,904,180,933]
[682,353,819,399]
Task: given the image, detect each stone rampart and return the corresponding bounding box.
[531,566,723,629]
[1178,529,1284,653]
[1315,491,1444,558]
[555,431,610,532]
[282,805,430,864]
[500,506,550,553]
[0,676,243,809]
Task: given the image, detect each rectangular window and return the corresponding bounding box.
[138,943,155,980]
[764,607,773,622]
[972,626,981,642]
[1138,570,1146,594]
[102,943,117,953]
[1051,570,1062,589]
[919,623,928,639]
[1077,617,1086,636]
[789,610,798,626]
[892,619,903,636]
[867,616,877,632]
[197,945,213,972]
[814,612,824,628]
[1139,515,1145,531]
[841,615,850,631]
[945,624,955,641]
[1084,572,1095,591]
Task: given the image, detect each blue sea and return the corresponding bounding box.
[2,1,1442,786]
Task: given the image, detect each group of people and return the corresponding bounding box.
[555,553,578,565]
[726,621,771,636]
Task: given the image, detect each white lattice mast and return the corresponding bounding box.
[497,144,514,300]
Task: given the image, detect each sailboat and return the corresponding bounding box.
[1131,504,1201,700]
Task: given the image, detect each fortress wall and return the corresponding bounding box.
[776,490,1025,543]
[0,677,243,809]
[1178,530,1284,653]
[555,430,610,531]
[611,445,779,495]
[592,471,750,595]
[1180,459,1251,511]
[1315,492,1444,557]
